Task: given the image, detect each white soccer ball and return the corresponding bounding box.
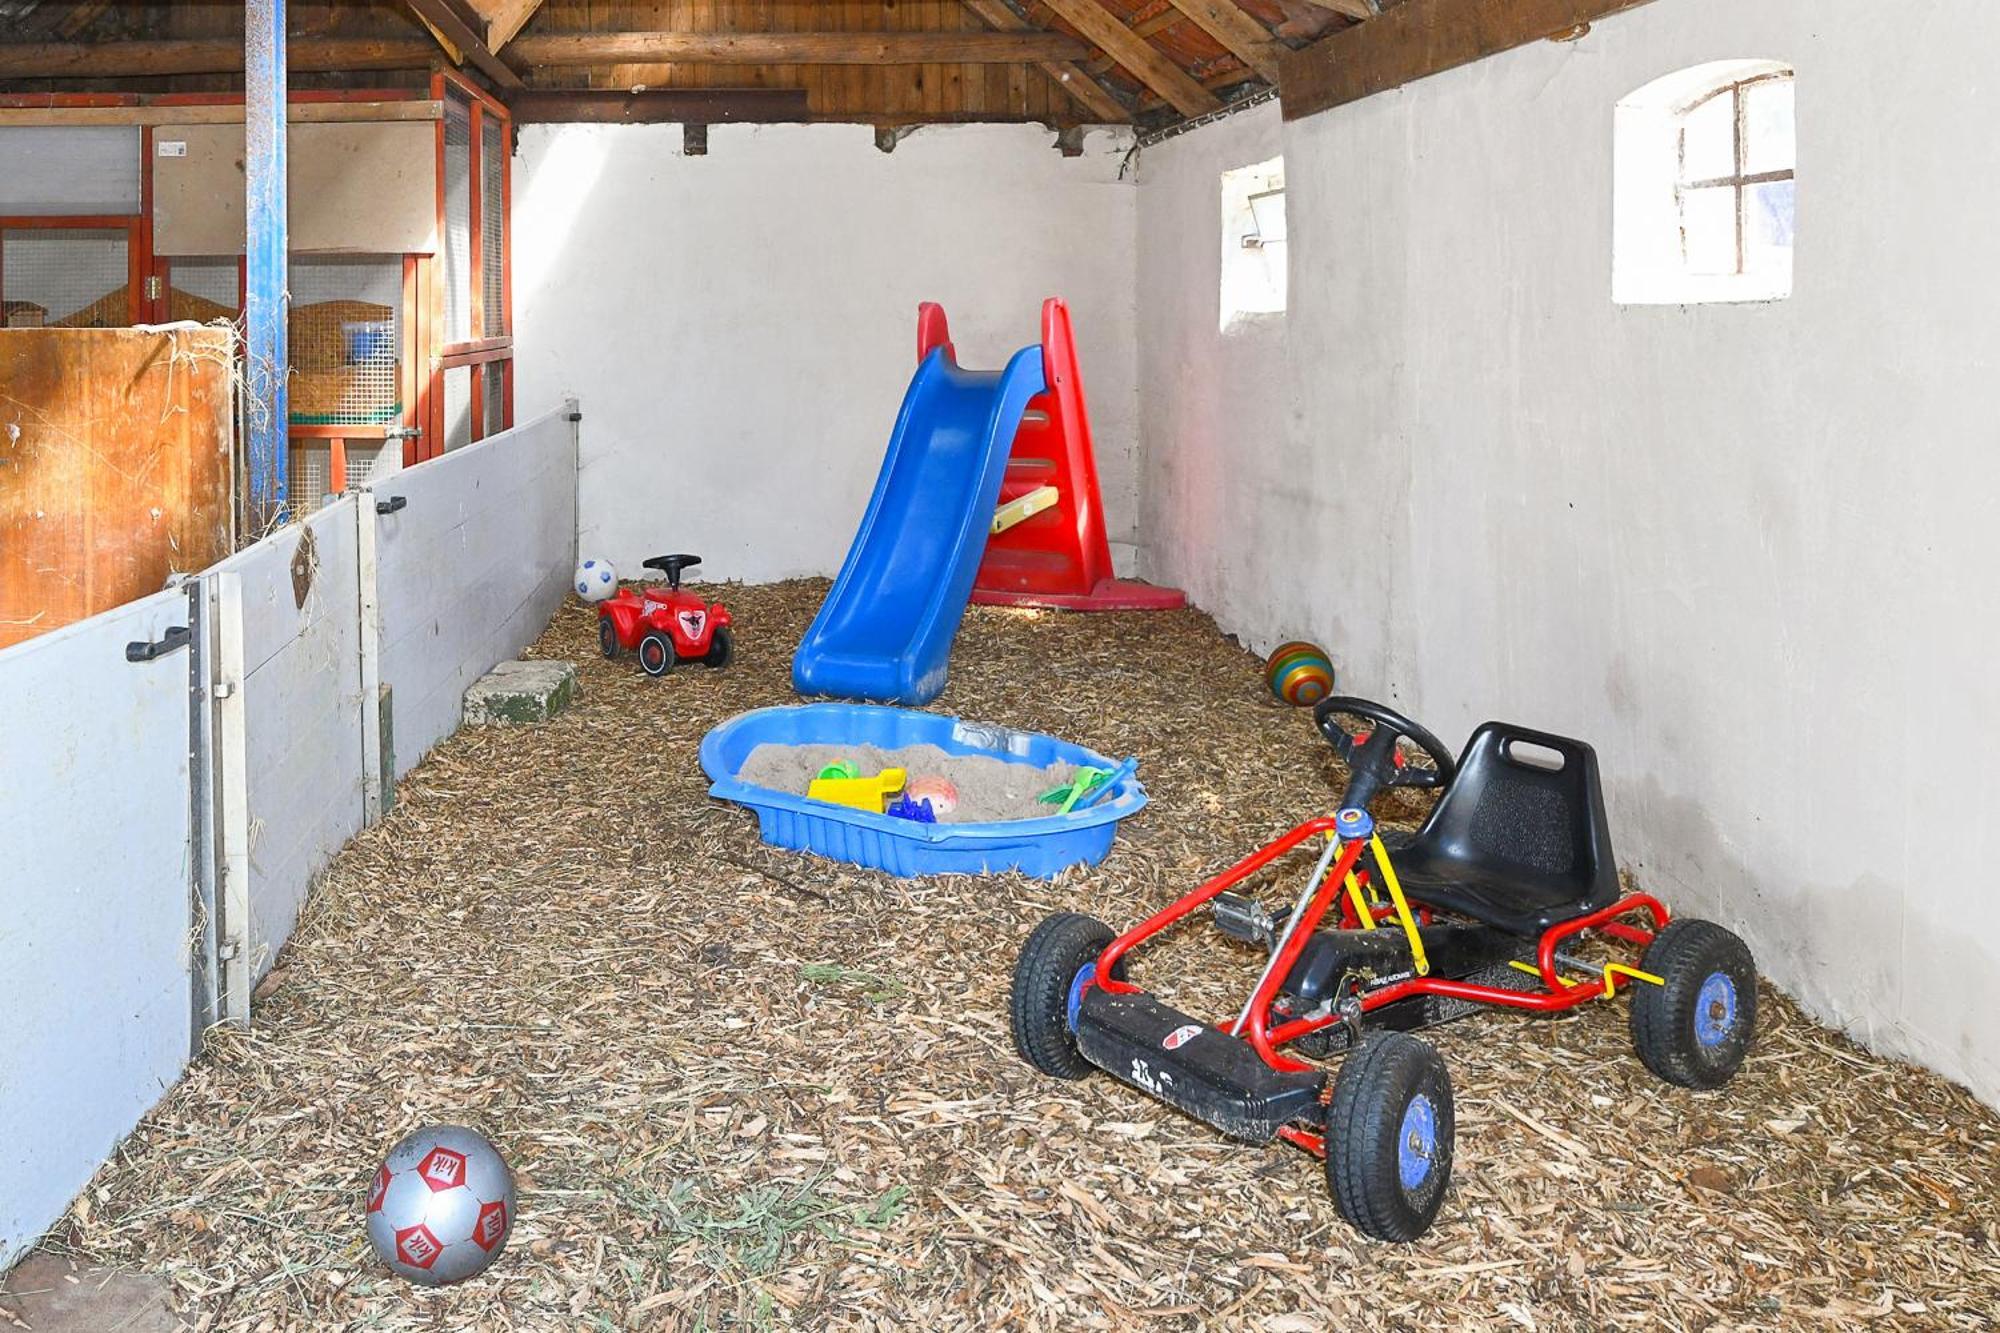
[574,558,618,602]
[364,1125,517,1287]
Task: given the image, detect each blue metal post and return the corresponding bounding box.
[244,0,288,528]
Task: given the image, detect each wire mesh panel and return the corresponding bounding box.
[442,365,472,452]
[289,256,401,427]
[443,88,474,346]
[482,362,506,438]
[166,257,239,323]
[287,444,332,515]
[1,227,130,327]
[481,116,505,339]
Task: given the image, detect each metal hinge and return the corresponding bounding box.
[144,275,163,301]
[375,496,408,515]
[384,425,423,441]
[126,625,191,662]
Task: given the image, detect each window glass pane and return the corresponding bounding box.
[1247,188,1286,244]
[1745,179,1795,272]
[1743,78,1795,175]
[443,365,472,452]
[1680,90,1736,182]
[1681,185,1738,275]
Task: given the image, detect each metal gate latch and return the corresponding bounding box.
[126,625,192,662]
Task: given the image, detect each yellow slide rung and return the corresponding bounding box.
[992,485,1060,535]
[1368,834,1428,977]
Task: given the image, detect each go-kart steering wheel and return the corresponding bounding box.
[1312,696,1458,812]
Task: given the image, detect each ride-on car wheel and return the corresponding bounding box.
[703,626,735,669]
[638,631,676,677]
[1325,1033,1455,1242]
[597,618,620,660]
[1630,919,1756,1089]
[1011,913,1120,1080]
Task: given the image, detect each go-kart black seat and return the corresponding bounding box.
[1383,723,1622,938]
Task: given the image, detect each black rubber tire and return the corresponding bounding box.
[1630,918,1757,1089]
[638,631,676,677]
[703,626,735,669]
[1325,1033,1455,1242]
[1010,912,1117,1080]
[597,617,620,660]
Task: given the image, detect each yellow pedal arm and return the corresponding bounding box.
[1368,834,1428,977]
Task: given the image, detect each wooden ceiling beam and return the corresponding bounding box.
[1280,0,1655,119]
[957,0,1130,123]
[1297,0,1382,18]
[1034,0,1221,118]
[509,31,1090,67]
[404,0,526,89]
[0,37,440,80]
[1159,0,1284,84]
[507,88,810,123]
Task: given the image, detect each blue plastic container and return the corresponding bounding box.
[700,703,1146,878]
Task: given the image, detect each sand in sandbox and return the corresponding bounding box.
[736,742,1090,823]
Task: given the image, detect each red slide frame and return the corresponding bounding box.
[918,298,1185,612]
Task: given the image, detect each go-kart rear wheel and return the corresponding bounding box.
[638,631,676,677]
[703,626,735,669]
[1630,918,1756,1089]
[1011,912,1117,1080]
[597,617,620,660]
[1325,1033,1454,1242]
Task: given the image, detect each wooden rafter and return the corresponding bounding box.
[1035,0,1222,118]
[1160,0,1284,84]
[404,0,527,89]
[1298,0,1384,18]
[957,0,1131,123]
[1280,0,1656,119]
[466,0,547,52]
[508,30,1092,67]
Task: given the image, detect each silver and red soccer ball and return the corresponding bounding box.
[364,1125,516,1286]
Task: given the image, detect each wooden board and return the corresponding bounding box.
[0,326,235,649]
[152,120,438,257]
[1279,0,1657,120]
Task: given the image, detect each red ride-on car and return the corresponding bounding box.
[597,554,735,677]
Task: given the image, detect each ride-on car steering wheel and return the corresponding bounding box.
[1313,696,1458,811]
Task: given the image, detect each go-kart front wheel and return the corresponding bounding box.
[703,626,735,669]
[1630,918,1756,1089]
[638,631,676,677]
[1325,1033,1455,1242]
[1010,913,1117,1080]
[597,617,621,660]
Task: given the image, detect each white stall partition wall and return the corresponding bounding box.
[372,403,579,777]
[205,500,368,980]
[0,590,195,1269]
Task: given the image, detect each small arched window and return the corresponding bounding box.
[1615,61,1795,305]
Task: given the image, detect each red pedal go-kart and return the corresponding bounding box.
[1011,697,1757,1242]
[596,554,735,677]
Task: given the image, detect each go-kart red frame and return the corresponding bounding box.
[1088,814,1669,1155]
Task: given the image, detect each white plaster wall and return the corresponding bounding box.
[512,122,1139,584]
[1138,0,2000,1104]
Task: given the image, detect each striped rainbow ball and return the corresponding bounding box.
[1265,641,1335,707]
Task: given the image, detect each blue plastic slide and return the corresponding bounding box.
[793,344,1047,703]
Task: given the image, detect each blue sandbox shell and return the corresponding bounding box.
[700,704,1146,878]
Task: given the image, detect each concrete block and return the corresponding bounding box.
[464,659,577,726]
